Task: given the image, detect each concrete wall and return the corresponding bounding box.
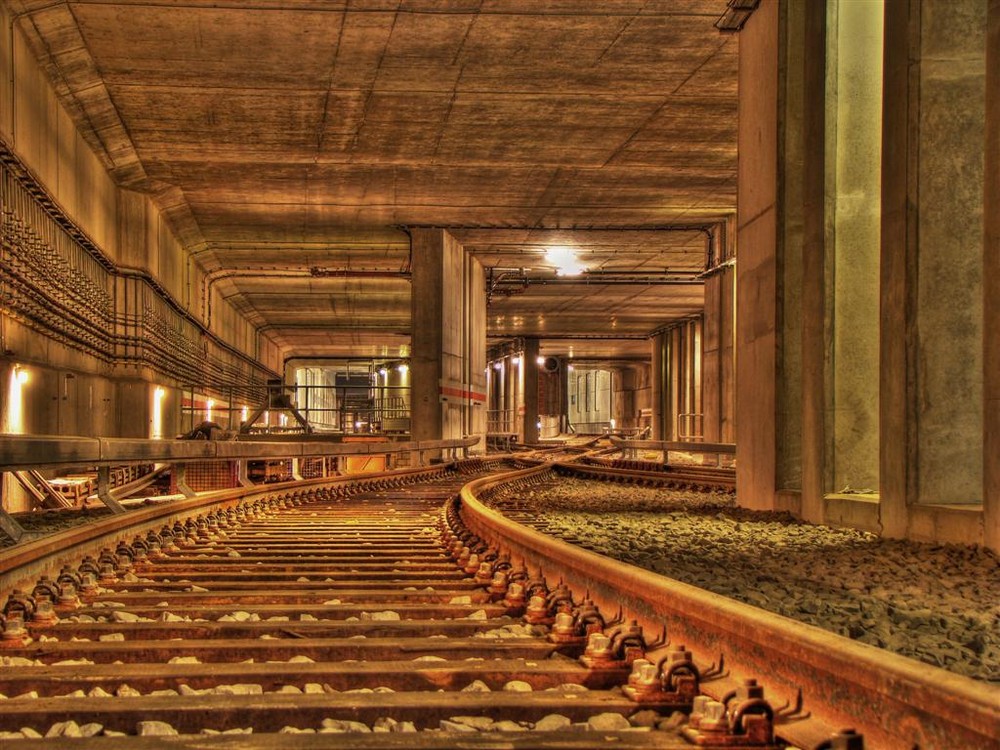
[826,0,883,494]
[0,5,279,451]
[914,0,985,505]
[737,0,994,549]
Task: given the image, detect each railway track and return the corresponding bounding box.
[0,460,995,748]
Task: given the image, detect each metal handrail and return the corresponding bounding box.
[0,434,479,472]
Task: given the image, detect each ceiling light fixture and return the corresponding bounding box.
[544,246,586,276]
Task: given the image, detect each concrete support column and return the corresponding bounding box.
[984,0,999,551]
[735,0,781,510]
[522,338,539,445]
[800,0,827,525]
[881,0,987,542]
[650,332,667,440]
[702,266,736,443]
[410,229,486,454]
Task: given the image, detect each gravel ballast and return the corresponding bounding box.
[488,477,999,682]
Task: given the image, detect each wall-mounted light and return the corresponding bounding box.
[511,356,521,366]
[397,363,409,375]
[536,356,545,366]
[5,365,30,434]
[493,361,503,370]
[567,364,575,372]
[151,386,166,439]
[379,367,388,378]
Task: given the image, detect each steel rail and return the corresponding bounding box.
[552,461,735,490]
[0,465,452,595]
[458,464,999,750]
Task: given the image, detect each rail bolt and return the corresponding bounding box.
[475,561,494,586]
[55,567,83,610]
[160,526,179,552]
[582,632,612,660]
[98,559,118,585]
[682,679,776,747]
[524,593,552,626]
[548,610,587,647]
[114,542,134,572]
[503,581,526,611]
[0,612,30,648]
[698,701,729,733]
[31,576,59,607]
[625,659,660,698]
[33,598,59,626]
[463,553,480,575]
[130,538,149,565]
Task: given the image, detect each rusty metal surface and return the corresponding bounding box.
[459,466,1000,750]
[4,460,994,747]
[0,463,678,745]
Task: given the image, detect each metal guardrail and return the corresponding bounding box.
[609,437,735,459]
[0,435,479,472]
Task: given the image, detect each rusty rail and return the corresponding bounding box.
[458,464,999,750]
[0,465,453,595]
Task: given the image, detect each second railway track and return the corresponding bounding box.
[0,459,996,748]
[0,465,689,747]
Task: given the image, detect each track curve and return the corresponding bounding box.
[0,460,995,749]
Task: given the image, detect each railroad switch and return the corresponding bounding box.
[624,645,700,707]
[682,680,779,748]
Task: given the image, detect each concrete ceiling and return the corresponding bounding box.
[12,0,738,363]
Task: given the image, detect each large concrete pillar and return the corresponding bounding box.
[735,0,782,510]
[650,332,667,440]
[522,338,539,444]
[881,0,987,540]
[985,0,1000,551]
[409,229,486,454]
[702,255,736,444]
